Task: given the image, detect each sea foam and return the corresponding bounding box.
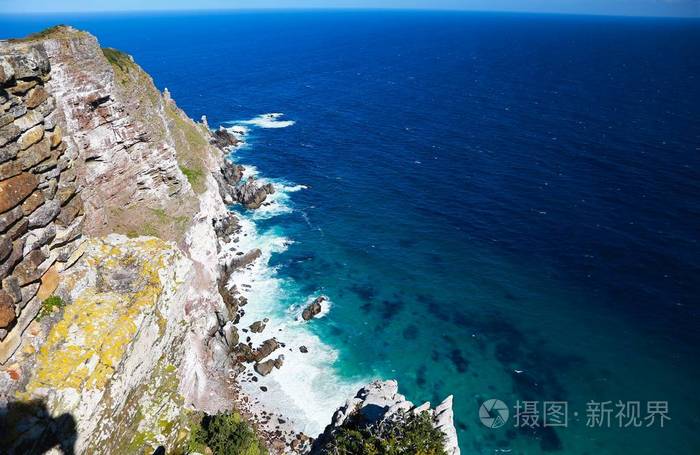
[237,112,296,129]
[224,132,364,435]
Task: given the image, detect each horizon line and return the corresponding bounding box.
[1,7,699,19]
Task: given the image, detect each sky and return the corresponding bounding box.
[0,0,698,17]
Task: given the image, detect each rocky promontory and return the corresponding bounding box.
[0,26,459,454]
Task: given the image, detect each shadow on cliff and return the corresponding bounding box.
[0,399,77,455]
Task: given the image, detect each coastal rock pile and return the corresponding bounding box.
[0,41,84,362]
[211,125,239,149]
[216,159,276,210]
[235,176,275,209]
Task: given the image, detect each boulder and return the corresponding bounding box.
[302,296,326,321]
[253,338,279,362]
[249,320,266,333]
[254,359,275,376]
[254,355,284,376]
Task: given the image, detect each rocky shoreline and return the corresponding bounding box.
[0,26,459,454]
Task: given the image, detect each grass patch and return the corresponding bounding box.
[179,165,204,189]
[37,295,66,320]
[188,412,267,455]
[102,48,133,73]
[8,25,87,43]
[101,47,136,85]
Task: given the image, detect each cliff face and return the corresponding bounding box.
[0,27,241,453]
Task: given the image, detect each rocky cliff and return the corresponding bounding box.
[0,26,243,454]
[0,26,459,454]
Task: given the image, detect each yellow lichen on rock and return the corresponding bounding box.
[22,236,173,395]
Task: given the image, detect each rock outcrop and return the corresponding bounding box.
[302,296,326,321]
[313,380,460,455]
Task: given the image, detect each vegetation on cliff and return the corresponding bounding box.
[321,411,447,455]
[188,412,268,455]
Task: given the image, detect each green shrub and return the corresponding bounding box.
[37,295,66,320]
[188,412,267,455]
[323,411,447,455]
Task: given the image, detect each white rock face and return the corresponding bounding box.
[321,380,460,455]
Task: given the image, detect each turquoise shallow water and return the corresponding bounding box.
[2,11,700,453]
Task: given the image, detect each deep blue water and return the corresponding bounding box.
[2,11,699,454]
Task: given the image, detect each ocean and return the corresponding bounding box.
[2,10,699,454]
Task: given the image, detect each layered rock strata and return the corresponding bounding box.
[0,40,84,363]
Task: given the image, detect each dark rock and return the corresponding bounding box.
[249,320,266,333]
[0,206,23,233]
[13,248,47,285]
[0,234,10,262]
[212,127,240,149]
[299,345,308,354]
[6,216,28,241]
[302,296,326,321]
[0,140,19,164]
[253,338,279,362]
[20,189,44,216]
[233,343,256,363]
[55,195,83,226]
[234,177,275,210]
[224,248,261,273]
[254,359,276,376]
[1,276,22,304]
[0,289,16,329]
[0,172,38,214]
[0,238,24,280]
